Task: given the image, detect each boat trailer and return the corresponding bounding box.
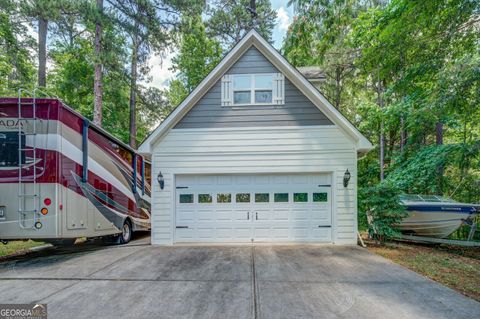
[396,219,479,247]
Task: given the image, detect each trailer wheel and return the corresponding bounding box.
[119,219,132,244]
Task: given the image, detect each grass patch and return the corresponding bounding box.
[366,239,480,301]
[0,240,46,257]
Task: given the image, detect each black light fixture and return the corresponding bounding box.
[343,169,351,187]
[157,171,164,190]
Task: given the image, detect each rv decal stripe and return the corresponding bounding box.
[0,150,149,219]
[72,173,150,228]
[83,182,131,215]
[24,133,135,201]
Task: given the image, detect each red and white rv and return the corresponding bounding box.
[0,97,151,245]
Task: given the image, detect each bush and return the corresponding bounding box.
[359,183,407,243]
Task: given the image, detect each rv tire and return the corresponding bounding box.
[118,219,132,244]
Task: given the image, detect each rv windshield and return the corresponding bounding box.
[0,132,24,167]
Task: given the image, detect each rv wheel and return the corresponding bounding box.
[119,220,132,244]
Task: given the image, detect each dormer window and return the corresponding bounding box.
[233,74,273,105]
[232,75,251,104]
[221,73,285,106]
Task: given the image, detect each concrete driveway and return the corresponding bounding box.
[0,241,478,319]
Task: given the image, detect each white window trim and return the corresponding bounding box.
[232,74,275,106]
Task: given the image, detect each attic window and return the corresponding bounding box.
[233,74,273,105]
[254,75,273,103]
[233,75,252,104]
[222,73,284,106]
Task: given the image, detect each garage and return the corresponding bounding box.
[138,30,372,245]
[175,174,332,243]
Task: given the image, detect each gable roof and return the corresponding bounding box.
[138,29,373,154]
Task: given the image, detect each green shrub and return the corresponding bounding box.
[359,183,407,243]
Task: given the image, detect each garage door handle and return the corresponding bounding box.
[256,212,258,220]
[318,225,331,228]
[247,212,249,220]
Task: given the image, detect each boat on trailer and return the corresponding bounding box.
[399,194,479,239]
[0,96,151,245]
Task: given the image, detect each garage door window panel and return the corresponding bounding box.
[236,193,250,203]
[198,194,212,203]
[313,192,328,202]
[217,193,232,203]
[179,194,194,204]
[255,193,269,203]
[274,193,289,202]
[294,193,308,202]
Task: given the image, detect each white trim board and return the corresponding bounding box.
[138,29,373,154]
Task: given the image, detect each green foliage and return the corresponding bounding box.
[47,11,134,142]
[164,0,278,109]
[206,0,277,48]
[359,183,407,243]
[165,79,189,108]
[283,0,364,110]
[20,0,71,21]
[109,0,200,146]
[0,0,36,94]
[281,14,319,66]
[387,145,457,194]
[0,0,202,145]
[50,38,95,116]
[0,0,278,145]
[170,15,223,93]
[283,0,480,241]
[387,143,480,201]
[136,86,172,139]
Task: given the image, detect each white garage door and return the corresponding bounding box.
[175,174,332,243]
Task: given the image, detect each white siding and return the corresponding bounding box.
[151,125,358,245]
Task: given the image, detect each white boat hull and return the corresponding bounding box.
[399,211,473,238]
[398,195,479,239]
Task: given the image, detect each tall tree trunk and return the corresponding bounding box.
[93,0,103,126]
[38,17,48,87]
[379,121,385,181]
[388,129,395,164]
[335,67,341,109]
[400,116,406,153]
[436,121,444,194]
[376,72,385,181]
[436,122,443,145]
[129,42,138,148]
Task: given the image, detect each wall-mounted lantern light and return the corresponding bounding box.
[343,169,351,187]
[157,171,164,190]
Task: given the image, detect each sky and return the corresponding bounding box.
[145,1,294,90]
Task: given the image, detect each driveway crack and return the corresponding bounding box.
[35,280,81,304]
[29,246,149,304]
[251,243,259,319]
[85,246,148,278]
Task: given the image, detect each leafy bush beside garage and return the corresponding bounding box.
[359,183,407,243]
